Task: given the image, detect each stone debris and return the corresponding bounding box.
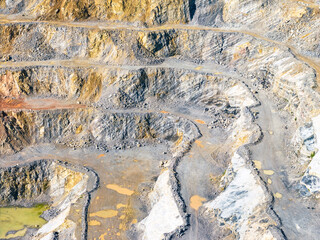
[0,0,320,239]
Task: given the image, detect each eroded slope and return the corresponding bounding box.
[0,0,320,240]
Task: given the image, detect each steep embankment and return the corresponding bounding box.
[0,0,320,239]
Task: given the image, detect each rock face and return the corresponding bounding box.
[0,160,98,240]
[0,0,190,25]
[0,0,320,240]
[136,170,185,240]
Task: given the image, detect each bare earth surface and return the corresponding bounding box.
[1,0,320,240]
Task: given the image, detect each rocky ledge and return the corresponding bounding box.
[0,0,320,240]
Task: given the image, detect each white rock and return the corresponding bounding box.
[204,151,277,239]
[35,206,70,239]
[302,114,320,192]
[225,83,257,108]
[137,170,184,240]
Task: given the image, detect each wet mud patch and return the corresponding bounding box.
[0,204,48,239]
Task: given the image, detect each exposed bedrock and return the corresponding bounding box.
[0,66,253,108]
[0,63,270,239]
[1,1,320,239]
[0,52,311,239]
[196,0,320,58]
[0,159,98,240]
[0,66,257,155]
[0,23,317,125]
[0,109,200,157]
[0,0,191,25]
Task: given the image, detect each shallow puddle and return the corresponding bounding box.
[190,195,207,211]
[0,204,49,239]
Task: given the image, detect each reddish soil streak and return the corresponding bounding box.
[0,98,86,110]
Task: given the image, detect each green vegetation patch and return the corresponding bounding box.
[0,204,49,239]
